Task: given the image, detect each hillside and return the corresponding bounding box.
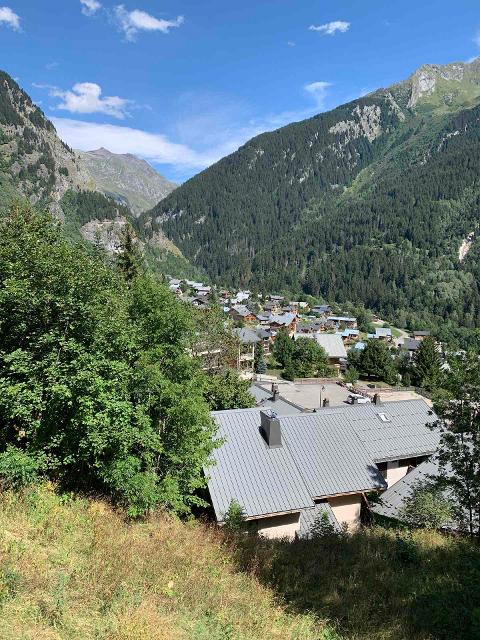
[1,484,479,640]
[77,147,177,217]
[0,485,331,640]
[0,71,192,276]
[146,59,480,331]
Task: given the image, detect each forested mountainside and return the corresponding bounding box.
[77,147,177,216]
[0,70,193,277]
[146,59,480,330]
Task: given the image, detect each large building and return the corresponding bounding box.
[206,400,439,538]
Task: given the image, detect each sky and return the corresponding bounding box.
[0,1,479,182]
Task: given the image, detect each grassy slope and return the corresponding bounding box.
[1,485,478,640]
[0,485,331,640]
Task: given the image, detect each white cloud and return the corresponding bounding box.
[304,81,331,109]
[52,118,213,171]
[309,21,350,35]
[114,5,184,41]
[80,0,102,16]
[0,6,20,31]
[36,82,131,119]
[287,41,296,47]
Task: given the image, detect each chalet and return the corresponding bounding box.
[312,304,331,316]
[328,316,358,329]
[229,305,257,323]
[295,333,347,369]
[206,399,439,538]
[401,338,421,359]
[191,296,210,308]
[263,301,281,314]
[269,313,297,335]
[270,295,284,302]
[233,327,260,374]
[413,330,430,341]
[338,328,360,342]
[374,327,392,341]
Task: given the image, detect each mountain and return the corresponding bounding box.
[144,58,480,334]
[77,147,177,216]
[0,70,193,277]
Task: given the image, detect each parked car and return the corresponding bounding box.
[347,393,371,405]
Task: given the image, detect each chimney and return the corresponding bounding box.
[373,393,382,405]
[271,383,279,402]
[260,410,282,447]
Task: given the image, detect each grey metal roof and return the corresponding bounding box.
[281,413,386,497]
[298,503,341,538]
[207,400,438,522]
[371,458,462,532]
[371,459,439,520]
[315,400,440,462]
[249,384,304,416]
[319,333,348,358]
[208,409,313,521]
[233,328,261,344]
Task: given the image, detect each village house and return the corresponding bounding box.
[328,316,358,329]
[373,327,392,341]
[233,327,260,375]
[229,304,257,324]
[206,399,439,538]
[401,338,421,359]
[295,332,348,370]
[312,304,331,316]
[263,300,282,315]
[269,313,297,335]
[413,330,430,341]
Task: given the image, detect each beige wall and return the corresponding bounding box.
[385,461,410,487]
[252,512,301,540]
[328,494,362,530]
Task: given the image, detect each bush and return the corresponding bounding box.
[0,446,43,489]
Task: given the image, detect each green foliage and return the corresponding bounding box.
[358,340,397,384]
[203,369,255,411]
[223,499,246,532]
[309,511,337,538]
[411,336,443,391]
[0,446,43,489]
[344,366,359,385]
[433,352,480,536]
[148,79,480,344]
[254,342,267,374]
[398,481,454,530]
[284,337,332,379]
[0,205,217,515]
[116,221,144,283]
[273,328,295,368]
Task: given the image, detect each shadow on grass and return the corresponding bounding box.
[229,525,480,640]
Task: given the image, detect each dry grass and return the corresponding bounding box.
[233,524,480,640]
[0,485,331,640]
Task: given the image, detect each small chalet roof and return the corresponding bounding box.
[233,328,261,344]
[402,338,421,351]
[298,503,341,538]
[230,305,254,317]
[328,316,357,323]
[375,327,392,338]
[353,341,366,350]
[314,334,348,359]
[269,313,296,326]
[371,457,462,531]
[413,330,430,337]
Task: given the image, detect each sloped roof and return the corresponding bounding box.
[233,328,261,344]
[315,400,439,462]
[249,384,304,416]
[314,333,348,359]
[208,409,314,521]
[298,503,341,538]
[375,327,392,337]
[207,400,438,521]
[269,313,296,326]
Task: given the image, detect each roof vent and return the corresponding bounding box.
[260,410,282,447]
[377,412,391,423]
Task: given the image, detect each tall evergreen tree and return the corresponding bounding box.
[116,222,144,283]
[412,336,443,391]
[433,353,480,536]
[273,328,295,368]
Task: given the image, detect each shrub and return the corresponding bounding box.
[0,446,43,489]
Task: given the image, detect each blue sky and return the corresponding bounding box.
[0,1,479,182]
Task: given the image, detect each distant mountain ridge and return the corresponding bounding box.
[77,147,177,217]
[144,58,480,334]
[0,70,194,278]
